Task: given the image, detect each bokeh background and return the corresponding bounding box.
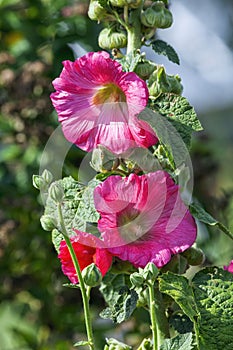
[0,0,232,349]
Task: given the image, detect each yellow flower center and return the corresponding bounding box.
[93,83,126,105]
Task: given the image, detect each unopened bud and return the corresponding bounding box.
[141,2,173,29]
[143,262,159,281]
[181,247,205,266]
[98,28,127,50]
[148,65,183,98]
[91,146,116,172]
[41,169,53,185]
[40,215,57,231]
[32,175,46,190]
[88,0,110,21]
[130,272,144,287]
[49,182,64,203]
[82,263,102,287]
[134,61,155,80]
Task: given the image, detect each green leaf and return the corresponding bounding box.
[118,50,142,72]
[104,338,132,349]
[76,178,100,223]
[137,338,153,350]
[44,177,85,252]
[151,93,202,148]
[192,267,233,350]
[151,40,180,65]
[100,273,126,306]
[160,333,193,350]
[190,201,233,241]
[97,0,108,9]
[100,286,138,323]
[158,272,199,323]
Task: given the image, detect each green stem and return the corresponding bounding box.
[126,8,142,54]
[148,282,170,349]
[57,203,95,350]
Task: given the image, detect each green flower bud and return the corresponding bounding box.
[40,215,57,231]
[88,0,109,21]
[142,262,159,281]
[109,0,128,7]
[91,146,116,172]
[136,286,149,307]
[134,61,155,80]
[137,338,153,350]
[181,247,205,266]
[41,169,53,185]
[98,28,127,50]
[82,263,102,287]
[127,0,142,9]
[32,175,45,190]
[130,272,144,287]
[49,182,64,203]
[148,65,183,98]
[141,2,173,29]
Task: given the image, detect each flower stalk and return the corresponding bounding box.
[57,203,95,350]
[126,7,142,54]
[148,282,170,349]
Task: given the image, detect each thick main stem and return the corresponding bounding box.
[57,203,95,350]
[148,282,170,350]
[126,8,142,54]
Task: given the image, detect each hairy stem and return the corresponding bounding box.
[126,8,142,54]
[148,282,170,349]
[57,203,95,350]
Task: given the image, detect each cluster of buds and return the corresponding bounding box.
[88,0,173,51]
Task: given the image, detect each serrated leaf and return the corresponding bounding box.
[159,272,198,323]
[192,267,233,350]
[44,177,85,252]
[190,201,233,241]
[74,340,91,347]
[100,273,126,305]
[76,178,100,223]
[139,108,188,170]
[151,93,202,148]
[100,286,138,323]
[151,40,180,65]
[160,333,193,350]
[118,51,141,72]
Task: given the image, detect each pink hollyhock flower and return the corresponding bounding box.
[224,260,233,274]
[58,235,112,284]
[50,51,157,154]
[93,171,197,268]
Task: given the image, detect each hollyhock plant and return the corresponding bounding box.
[224,260,233,274]
[58,235,112,284]
[93,171,197,268]
[50,51,157,154]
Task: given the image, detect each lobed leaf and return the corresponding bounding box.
[158,272,198,323]
[192,267,233,350]
[160,332,193,350]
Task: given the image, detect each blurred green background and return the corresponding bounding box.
[0,0,232,349]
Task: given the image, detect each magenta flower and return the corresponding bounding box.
[94,171,197,268]
[58,235,112,284]
[224,260,233,274]
[50,51,157,154]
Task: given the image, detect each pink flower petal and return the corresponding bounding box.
[50,51,157,153]
[224,260,233,274]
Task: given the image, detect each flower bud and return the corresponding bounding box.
[130,272,144,287]
[40,215,57,231]
[137,338,153,350]
[98,28,127,50]
[82,263,102,287]
[134,61,155,80]
[141,2,173,29]
[109,0,128,7]
[41,169,53,185]
[148,65,183,98]
[181,247,205,266]
[49,182,64,203]
[32,175,45,190]
[142,262,159,281]
[88,0,108,21]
